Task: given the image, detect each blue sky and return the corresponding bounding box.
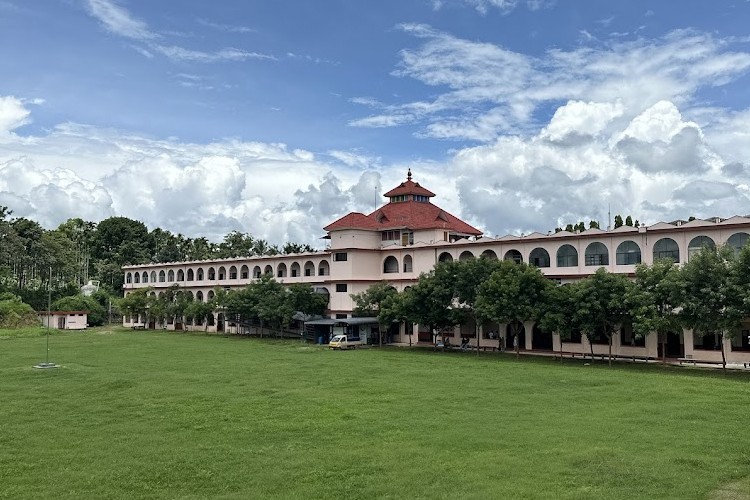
[2,0,750,245]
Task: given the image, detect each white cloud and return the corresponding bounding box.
[0,96,31,139]
[351,26,750,142]
[85,0,275,63]
[87,0,156,41]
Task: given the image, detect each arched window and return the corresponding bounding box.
[208,267,216,280]
[438,252,453,263]
[177,269,184,281]
[653,238,680,262]
[403,255,413,273]
[688,235,715,260]
[218,266,226,280]
[585,242,609,266]
[459,251,474,261]
[264,265,273,275]
[616,241,641,265]
[196,291,204,302]
[167,270,175,282]
[229,266,237,279]
[277,263,288,278]
[481,249,498,260]
[150,271,157,283]
[126,272,132,284]
[197,268,204,281]
[556,244,578,267]
[240,265,249,279]
[253,266,261,278]
[158,270,166,282]
[504,249,522,263]
[187,269,194,281]
[318,261,330,276]
[529,248,550,267]
[727,232,750,254]
[133,273,140,284]
[384,256,399,273]
[186,291,194,300]
[290,262,301,277]
[304,261,315,277]
[142,272,149,283]
[207,290,215,301]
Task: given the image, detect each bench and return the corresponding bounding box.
[131,325,146,330]
[679,357,724,366]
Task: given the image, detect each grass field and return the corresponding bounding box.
[2,327,750,499]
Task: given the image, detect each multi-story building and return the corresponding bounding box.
[123,170,750,364]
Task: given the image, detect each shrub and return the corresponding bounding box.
[0,295,39,328]
[52,295,107,326]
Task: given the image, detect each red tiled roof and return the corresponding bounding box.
[383,179,436,198]
[324,201,481,235]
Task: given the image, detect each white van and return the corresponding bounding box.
[328,334,364,350]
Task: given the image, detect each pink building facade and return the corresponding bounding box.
[123,171,750,364]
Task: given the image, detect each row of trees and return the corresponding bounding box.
[554,214,641,233]
[352,245,750,369]
[0,206,314,310]
[118,277,328,336]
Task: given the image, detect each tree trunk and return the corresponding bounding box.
[260,319,264,338]
[378,324,383,348]
[608,336,612,366]
[589,335,595,361]
[720,332,727,373]
[476,319,480,357]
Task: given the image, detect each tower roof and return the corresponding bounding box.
[382,168,436,198]
[323,169,481,236]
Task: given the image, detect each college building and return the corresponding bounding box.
[122,170,750,364]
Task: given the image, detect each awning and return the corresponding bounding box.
[341,317,379,325]
[304,319,337,326]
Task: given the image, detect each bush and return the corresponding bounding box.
[52,295,107,326]
[0,295,39,328]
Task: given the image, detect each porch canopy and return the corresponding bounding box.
[303,317,379,326]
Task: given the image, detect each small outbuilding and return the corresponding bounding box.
[38,311,88,330]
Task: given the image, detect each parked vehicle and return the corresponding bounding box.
[329,334,364,350]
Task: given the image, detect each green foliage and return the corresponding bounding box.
[52,294,107,326]
[476,260,553,353]
[0,293,38,328]
[625,215,633,227]
[573,268,633,362]
[614,214,624,228]
[351,281,399,345]
[628,259,682,351]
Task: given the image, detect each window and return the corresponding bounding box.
[619,319,644,347]
[159,270,166,282]
[334,252,348,261]
[336,284,348,292]
[694,332,721,350]
[403,255,413,273]
[653,238,680,262]
[687,236,716,260]
[504,249,522,263]
[529,248,550,268]
[383,256,399,273]
[585,242,609,266]
[616,241,641,265]
[167,270,175,282]
[177,270,185,281]
[208,267,216,280]
[391,195,407,202]
[335,313,348,319]
[557,245,578,267]
[126,273,132,284]
[731,329,750,352]
[401,232,414,246]
[240,266,249,279]
[414,195,429,202]
[229,266,237,279]
[382,231,399,241]
[727,232,750,255]
[563,331,582,343]
[197,269,204,280]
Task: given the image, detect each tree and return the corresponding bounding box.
[400,268,461,343]
[614,215,624,229]
[573,268,633,364]
[588,220,600,229]
[52,294,107,326]
[625,216,633,227]
[117,288,150,324]
[538,282,580,359]
[628,259,682,363]
[449,257,503,355]
[476,260,553,357]
[287,283,328,318]
[351,281,399,346]
[678,245,739,371]
[564,223,574,232]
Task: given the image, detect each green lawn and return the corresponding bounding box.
[1,328,749,499]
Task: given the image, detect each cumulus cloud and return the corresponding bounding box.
[350,26,750,142]
[0,96,32,138]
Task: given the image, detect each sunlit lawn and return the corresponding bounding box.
[1,327,749,499]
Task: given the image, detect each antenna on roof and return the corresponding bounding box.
[607,203,611,231]
[407,168,412,181]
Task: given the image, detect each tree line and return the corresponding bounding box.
[352,244,750,370]
[0,206,314,311]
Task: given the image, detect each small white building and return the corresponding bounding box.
[38,311,88,330]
